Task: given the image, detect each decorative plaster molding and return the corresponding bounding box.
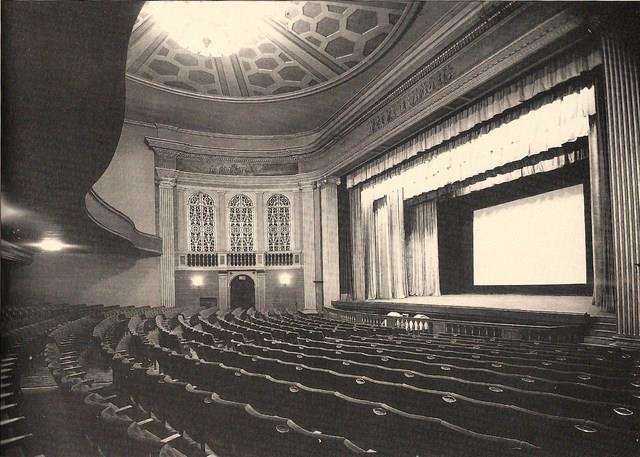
[317,176,341,188]
[153,122,315,141]
[85,188,162,255]
[125,3,421,104]
[323,8,587,179]
[135,4,582,187]
[146,137,303,162]
[165,167,326,191]
[155,168,178,187]
[358,2,519,136]
[126,2,485,161]
[368,64,455,134]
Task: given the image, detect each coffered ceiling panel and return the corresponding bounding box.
[126,1,415,99]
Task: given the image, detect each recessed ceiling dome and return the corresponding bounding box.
[126,1,415,100]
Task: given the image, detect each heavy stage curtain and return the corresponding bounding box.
[405,200,440,296]
[357,187,407,300]
[349,186,366,300]
[348,46,600,303]
[374,198,391,298]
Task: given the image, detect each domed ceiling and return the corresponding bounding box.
[126,1,416,99]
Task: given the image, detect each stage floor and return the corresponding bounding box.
[365,294,607,316]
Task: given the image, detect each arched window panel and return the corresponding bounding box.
[228,194,255,252]
[188,192,216,252]
[266,193,291,251]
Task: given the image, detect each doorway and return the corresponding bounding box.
[229,274,256,310]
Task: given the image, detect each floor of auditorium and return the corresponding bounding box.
[19,355,102,457]
[365,294,607,315]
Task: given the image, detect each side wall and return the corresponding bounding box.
[175,270,219,308]
[6,122,162,308]
[93,122,157,235]
[6,253,160,307]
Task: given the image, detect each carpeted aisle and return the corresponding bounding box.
[20,355,102,457]
[20,387,103,457]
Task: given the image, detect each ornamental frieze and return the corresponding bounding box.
[177,157,299,176]
[368,64,455,134]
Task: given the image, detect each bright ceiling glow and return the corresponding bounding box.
[147,1,289,57]
[33,238,69,252]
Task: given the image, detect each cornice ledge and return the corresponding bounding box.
[123,3,420,105]
[126,3,490,163]
[321,8,586,179]
[152,122,318,142]
[309,1,495,149]
[155,167,179,186]
[170,168,331,191]
[85,188,162,256]
[145,137,303,163]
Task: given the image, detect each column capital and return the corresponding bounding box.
[316,176,340,188]
[156,167,178,188]
[298,182,315,192]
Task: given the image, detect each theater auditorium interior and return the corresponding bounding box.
[1,1,640,456]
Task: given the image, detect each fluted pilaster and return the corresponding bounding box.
[300,185,317,311]
[319,177,341,309]
[157,172,177,307]
[602,36,640,339]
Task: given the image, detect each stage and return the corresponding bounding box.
[333,294,611,326]
[368,294,603,314]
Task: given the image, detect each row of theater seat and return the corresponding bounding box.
[0,351,44,457]
[1,303,116,457]
[144,307,639,456]
[42,305,211,457]
[175,309,640,430]
[14,303,635,457]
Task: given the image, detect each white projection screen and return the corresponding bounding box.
[473,184,587,286]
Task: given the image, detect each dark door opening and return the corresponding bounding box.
[230,275,255,310]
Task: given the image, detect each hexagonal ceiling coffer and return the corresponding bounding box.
[128,1,414,98]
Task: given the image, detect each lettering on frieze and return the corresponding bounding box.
[369,64,455,134]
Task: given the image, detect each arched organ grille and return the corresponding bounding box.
[188,192,216,252]
[266,194,291,251]
[229,194,255,252]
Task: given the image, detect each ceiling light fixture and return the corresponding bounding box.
[33,238,68,252]
[146,1,289,58]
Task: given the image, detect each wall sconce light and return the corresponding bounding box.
[279,273,292,286]
[191,275,204,287]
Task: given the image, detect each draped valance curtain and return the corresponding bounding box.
[347,45,601,188]
[357,82,595,201]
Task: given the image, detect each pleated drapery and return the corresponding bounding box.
[355,83,596,201]
[363,192,377,300]
[357,187,407,300]
[373,198,391,299]
[405,200,440,296]
[347,47,600,303]
[349,186,366,300]
[347,46,601,188]
[387,188,407,299]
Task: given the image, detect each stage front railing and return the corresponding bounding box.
[325,307,586,342]
[325,308,432,332]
